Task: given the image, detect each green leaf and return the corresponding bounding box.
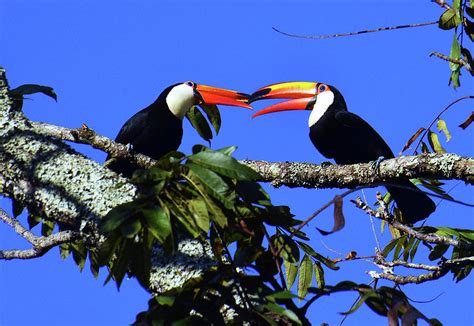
[188,151,261,181]
[101,202,136,234]
[266,290,298,300]
[436,119,452,142]
[186,163,236,211]
[428,244,450,261]
[393,236,407,260]
[199,103,221,134]
[284,260,298,289]
[188,199,210,233]
[71,242,87,272]
[27,214,41,230]
[449,34,461,72]
[449,69,461,89]
[428,131,446,153]
[12,200,24,217]
[382,238,400,257]
[110,240,133,289]
[264,303,302,325]
[438,9,461,30]
[59,243,71,260]
[120,218,142,238]
[421,141,430,154]
[341,291,379,315]
[465,19,474,42]
[467,5,474,19]
[217,145,237,156]
[132,167,172,185]
[296,240,339,270]
[410,239,421,261]
[142,206,171,243]
[10,84,58,101]
[185,106,213,143]
[41,220,55,236]
[165,196,200,238]
[273,234,300,263]
[297,254,313,300]
[314,262,325,289]
[156,295,175,306]
[236,181,272,206]
[403,236,415,261]
[263,206,296,227]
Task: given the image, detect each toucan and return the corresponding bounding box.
[107,81,251,177]
[250,81,436,223]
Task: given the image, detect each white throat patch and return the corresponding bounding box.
[166,84,196,119]
[308,91,334,127]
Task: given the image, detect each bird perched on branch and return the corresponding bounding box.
[107,81,251,177]
[250,81,435,223]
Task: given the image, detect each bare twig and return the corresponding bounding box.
[369,254,473,285]
[350,198,474,250]
[367,269,448,284]
[430,52,473,73]
[411,96,474,155]
[0,208,80,260]
[432,0,452,10]
[272,21,437,39]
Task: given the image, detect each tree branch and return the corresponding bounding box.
[368,254,473,285]
[272,21,437,39]
[242,154,474,188]
[29,120,474,189]
[430,52,473,73]
[0,208,80,260]
[351,197,474,250]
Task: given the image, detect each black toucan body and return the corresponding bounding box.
[250,82,435,223]
[107,81,251,177]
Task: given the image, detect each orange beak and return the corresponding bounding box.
[249,82,318,118]
[195,84,252,109]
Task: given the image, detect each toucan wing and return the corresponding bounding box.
[114,108,150,145]
[334,111,395,160]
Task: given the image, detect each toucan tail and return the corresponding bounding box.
[386,180,436,223]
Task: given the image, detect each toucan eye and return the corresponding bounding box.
[185,81,194,87]
[318,85,327,93]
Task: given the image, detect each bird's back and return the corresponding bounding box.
[106,103,183,177]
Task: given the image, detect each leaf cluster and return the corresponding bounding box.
[382,226,473,282]
[438,0,474,88]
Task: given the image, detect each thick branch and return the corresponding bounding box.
[242,154,474,188]
[28,121,474,189]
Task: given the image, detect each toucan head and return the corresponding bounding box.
[249,82,347,127]
[164,81,251,119]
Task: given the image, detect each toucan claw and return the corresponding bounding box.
[371,156,386,174]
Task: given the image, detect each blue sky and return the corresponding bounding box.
[1,1,473,325]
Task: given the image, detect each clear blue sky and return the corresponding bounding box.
[1,1,473,325]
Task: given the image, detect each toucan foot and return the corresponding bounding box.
[371,156,386,174]
[125,143,135,154]
[320,161,333,168]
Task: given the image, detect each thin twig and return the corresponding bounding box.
[272,21,437,39]
[432,0,452,10]
[430,51,473,73]
[368,256,473,285]
[411,96,474,155]
[351,198,474,250]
